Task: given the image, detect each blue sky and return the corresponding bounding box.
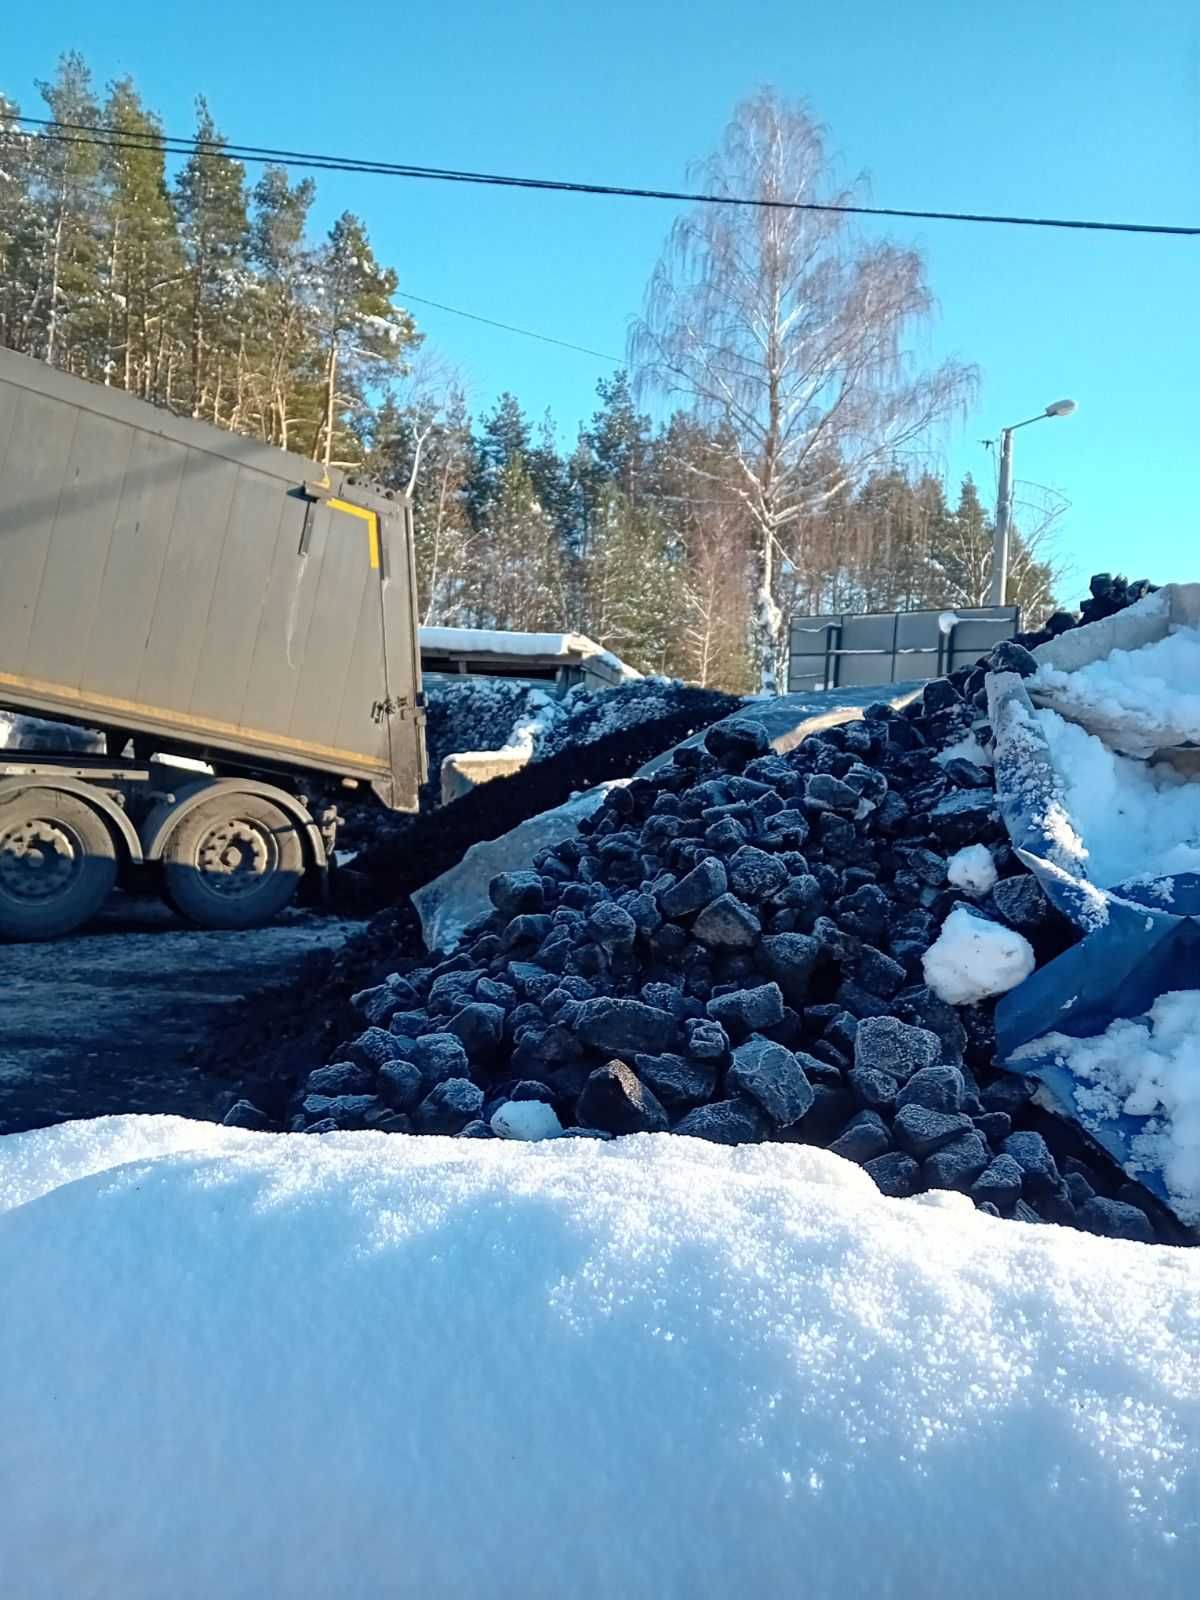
[4,0,1198,600]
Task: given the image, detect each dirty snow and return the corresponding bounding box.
[0,902,362,1133]
[1014,991,1200,1224]
[3,1118,1200,1598]
[923,905,1035,1005]
[0,710,103,753]
[1037,709,1200,887]
[420,627,640,679]
[424,677,736,799]
[947,844,998,897]
[1033,625,1200,745]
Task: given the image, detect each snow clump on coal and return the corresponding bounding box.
[285,593,1176,1244]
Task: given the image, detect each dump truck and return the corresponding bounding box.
[0,346,426,939]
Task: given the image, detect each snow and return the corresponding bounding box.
[1033,625,1200,747]
[1014,991,1200,1224]
[420,627,640,679]
[3,1116,1200,1598]
[466,686,559,761]
[934,732,994,768]
[946,844,998,897]
[151,752,214,775]
[1036,709,1200,887]
[0,710,103,753]
[490,1099,563,1140]
[923,905,1036,1005]
[357,312,408,346]
[429,676,734,787]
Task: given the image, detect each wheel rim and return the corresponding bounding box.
[0,815,86,905]
[194,815,280,899]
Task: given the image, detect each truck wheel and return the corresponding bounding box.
[0,789,119,940]
[161,793,305,929]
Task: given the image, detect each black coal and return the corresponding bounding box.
[221,574,1186,1246]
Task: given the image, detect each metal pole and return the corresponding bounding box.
[989,426,1014,606]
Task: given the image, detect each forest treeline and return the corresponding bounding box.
[0,59,1059,688]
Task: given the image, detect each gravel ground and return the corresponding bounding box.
[0,898,361,1133]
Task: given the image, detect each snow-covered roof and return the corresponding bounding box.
[419,627,640,680]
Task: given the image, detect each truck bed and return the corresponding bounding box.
[0,347,424,810]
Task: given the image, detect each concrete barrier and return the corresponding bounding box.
[440,750,532,805]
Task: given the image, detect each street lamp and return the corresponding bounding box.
[989,399,1077,606]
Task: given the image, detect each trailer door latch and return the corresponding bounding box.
[371,696,401,724]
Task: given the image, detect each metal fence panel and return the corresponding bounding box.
[787,605,1019,692]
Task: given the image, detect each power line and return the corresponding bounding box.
[8,115,1199,237]
[397,290,621,364]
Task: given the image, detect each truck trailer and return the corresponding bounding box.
[0,346,426,939]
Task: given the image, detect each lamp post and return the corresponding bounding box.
[989,398,1077,606]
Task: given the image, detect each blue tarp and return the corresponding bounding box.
[987,668,1200,1214]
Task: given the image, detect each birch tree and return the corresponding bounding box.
[368,368,478,623]
[631,89,975,691]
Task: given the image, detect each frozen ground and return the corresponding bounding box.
[1,1121,1198,1599]
[0,898,360,1132]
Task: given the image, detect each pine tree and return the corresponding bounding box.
[580,483,677,672]
[0,95,37,354]
[26,53,104,369]
[245,165,316,448]
[474,454,567,631]
[470,392,530,519]
[102,78,186,401]
[930,475,995,607]
[309,211,418,466]
[526,410,575,541]
[175,99,249,420]
[584,371,652,501]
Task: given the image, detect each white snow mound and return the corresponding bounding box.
[947,843,998,897]
[1036,708,1200,887]
[1033,624,1200,750]
[1015,990,1200,1224]
[2,1116,1200,1598]
[923,905,1036,1005]
[490,1098,563,1140]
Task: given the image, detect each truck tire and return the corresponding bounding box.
[0,789,119,940]
[161,792,305,929]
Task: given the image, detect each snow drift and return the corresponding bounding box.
[2,1117,1199,1599]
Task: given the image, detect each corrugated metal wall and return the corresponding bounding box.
[0,348,413,789]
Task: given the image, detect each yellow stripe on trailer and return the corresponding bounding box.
[328,497,381,569]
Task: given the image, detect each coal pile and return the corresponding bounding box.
[525,679,746,761]
[253,574,1181,1245]
[205,695,741,1089]
[217,573,1185,1243]
[335,689,740,915]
